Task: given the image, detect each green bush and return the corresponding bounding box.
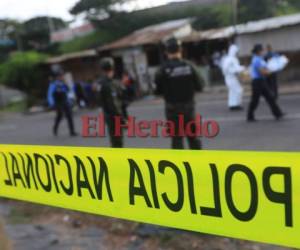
[0,51,48,106]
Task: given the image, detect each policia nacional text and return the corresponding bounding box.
[1,152,292,227]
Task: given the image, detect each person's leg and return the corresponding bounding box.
[106,115,123,148]
[225,78,234,109]
[261,84,283,118]
[183,104,202,150]
[111,135,123,148]
[64,105,76,135]
[247,80,262,121]
[122,103,129,120]
[53,107,63,136]
[228,86,235,108]
[111,121,123,148]
[234,79,244,108]
[272,74,279,100]
[187,135,202,150]
[230,78,244,109]
[266,74,276,99]
[166,104,184,149]
[170,137,183,149]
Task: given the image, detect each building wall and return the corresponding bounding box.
[112,47,152,95]
[278,51,300,82]
[237,25,300,56]
[61,57,101,82]
[236,25,300,83]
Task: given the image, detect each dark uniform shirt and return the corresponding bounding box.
[99,76,123,116]
[52,81,70,107]
[155,59,204,104]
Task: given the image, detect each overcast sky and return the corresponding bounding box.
[0,0,178,21]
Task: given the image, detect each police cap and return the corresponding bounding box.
[50,64,64,78]
[165,37,182,54]
[100,57,115,71]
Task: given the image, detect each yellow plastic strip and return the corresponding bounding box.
[0,145,299,248]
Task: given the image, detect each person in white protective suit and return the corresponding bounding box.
[222,44,245,111]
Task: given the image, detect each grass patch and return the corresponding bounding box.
[0,100,26,113]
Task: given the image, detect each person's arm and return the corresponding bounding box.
[225,58,245,75]
[154,67,165,96]
[258,59,271,76]
[260,68,270,76]
[190,63,205,92]
[232,58,245,74]
[47,83,55,108]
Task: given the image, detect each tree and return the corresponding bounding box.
[276,0,300,15]
[193,5,232,30]
[21,16,67,51]
[238,0,277,23]
[285,0,300,9]
[70,0,130,18]
[60,1,233,53]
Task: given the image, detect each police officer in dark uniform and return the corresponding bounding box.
[265,44,279,100]
[155,37,204,150]
[99,58,124,148]
[47,71,77,136]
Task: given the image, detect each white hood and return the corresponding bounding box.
[222,44,245,76]
[228,44,239,57]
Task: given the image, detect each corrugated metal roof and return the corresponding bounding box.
[237,13,300,34]
[184,13,300,42]
[47,49,98,64]
[99,19,192,51]
[183,27,235,42]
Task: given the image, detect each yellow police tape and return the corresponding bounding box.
[0,145,299,248]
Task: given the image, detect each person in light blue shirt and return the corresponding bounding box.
[251,53,268,80]
[247,44,284,122]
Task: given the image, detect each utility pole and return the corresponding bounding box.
[232,0,239,41]
[47,16,56,44]
[46,4,56,44]
[15,28,23,51]
[47,17,55,34]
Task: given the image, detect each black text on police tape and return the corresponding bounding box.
[1,152,292,227]
[128,159,292,227]
[1,152,113,201]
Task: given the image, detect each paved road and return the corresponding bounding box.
[0,92,299,250]
[0,93,299,151]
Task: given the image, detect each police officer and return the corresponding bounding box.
[155,37,204,150]
[247,44,284,122]
[99,58,124,148]
[47,71,77,136]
